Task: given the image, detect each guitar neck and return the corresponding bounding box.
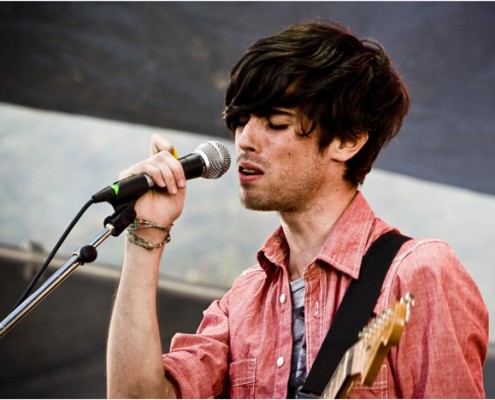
[321,343,361,399]
[319,293,413,399]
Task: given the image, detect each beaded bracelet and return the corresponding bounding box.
[126,218,173,251]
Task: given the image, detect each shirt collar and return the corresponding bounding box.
[257,226,289,275]
[257,191,376,279]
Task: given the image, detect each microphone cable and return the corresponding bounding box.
[11,198,96,310]
[9,141,231,312]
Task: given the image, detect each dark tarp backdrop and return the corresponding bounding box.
[1,1,494,194]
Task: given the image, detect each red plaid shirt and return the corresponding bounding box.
[162,192,488,398]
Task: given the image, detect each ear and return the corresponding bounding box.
[329,132,369,162]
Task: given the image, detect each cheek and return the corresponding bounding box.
[234,131,241,148]
[290,153,328,181]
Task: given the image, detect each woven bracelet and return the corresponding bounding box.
[126,229,171,251]
[128,218,173,232]
[126,218,173,250]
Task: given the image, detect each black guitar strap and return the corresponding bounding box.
[297,230,411,398]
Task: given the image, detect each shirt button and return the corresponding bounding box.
[280,293,286,304]
[277,356,285,367]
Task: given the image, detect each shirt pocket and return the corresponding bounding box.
[348,364,388,399]
[229,358,256,399]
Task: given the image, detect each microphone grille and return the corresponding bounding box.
[195,141,231,179]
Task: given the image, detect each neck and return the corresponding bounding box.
[280,186,358,281]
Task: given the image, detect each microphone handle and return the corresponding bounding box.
[179,152,207,180]
[92,153,206,204]
[92,174,153,204]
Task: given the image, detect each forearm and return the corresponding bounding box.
[106,239,177,398]
[107,134,186,398]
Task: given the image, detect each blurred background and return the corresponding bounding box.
[0,2,493,397]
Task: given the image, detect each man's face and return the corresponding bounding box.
[234,107,333,214]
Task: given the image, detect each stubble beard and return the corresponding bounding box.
[240,193,276,212]
[238,184,306,213]
[239,185,283,212]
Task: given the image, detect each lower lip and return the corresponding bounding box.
[238,172,263,184]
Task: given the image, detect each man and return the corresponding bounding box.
[106,20,488,398]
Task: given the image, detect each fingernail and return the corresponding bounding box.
[178,179,186,188]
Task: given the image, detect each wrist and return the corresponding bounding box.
[126,218,173,251]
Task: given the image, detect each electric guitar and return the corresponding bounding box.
[321,293,414,399]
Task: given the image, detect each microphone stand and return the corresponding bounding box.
[0,202,136,339]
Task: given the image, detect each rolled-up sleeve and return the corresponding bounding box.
[163,293,231,399]
[388,239,488,398]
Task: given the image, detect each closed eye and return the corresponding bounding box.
[267,122,289,131]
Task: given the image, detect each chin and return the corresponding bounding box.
[240,194,292,213]
[240,196,275,212]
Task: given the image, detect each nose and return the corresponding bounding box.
[235,116,260,154]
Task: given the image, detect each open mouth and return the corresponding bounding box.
[238,161,264,181]
[239,166,263,176]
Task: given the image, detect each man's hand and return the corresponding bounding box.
[118,134,187,228]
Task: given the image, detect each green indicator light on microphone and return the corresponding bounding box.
[111,183,120,196]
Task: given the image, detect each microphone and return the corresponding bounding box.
[92,141,231,204]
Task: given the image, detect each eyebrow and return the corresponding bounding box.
[258,108,296,119]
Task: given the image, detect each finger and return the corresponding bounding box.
[150,133,178,158]
[119,161,177,194]
[118,152,185,194]
[152,150,186,192]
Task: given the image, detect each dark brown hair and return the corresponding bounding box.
[224,20,410,185]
